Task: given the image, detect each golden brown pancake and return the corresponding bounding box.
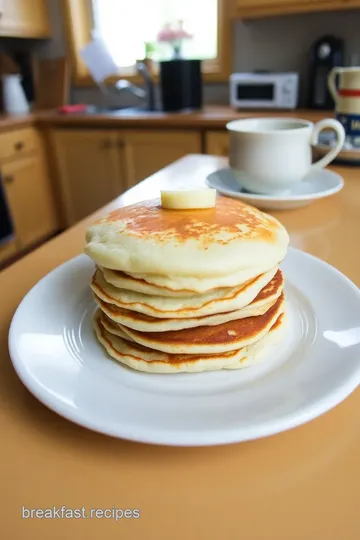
[100,266,198,297]
[93,308,287,373]
[104,293,285,355]
[84,196,289,285]
[91,266,278,319]
[96,270,284,332]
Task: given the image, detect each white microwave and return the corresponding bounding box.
[230,72,299,110]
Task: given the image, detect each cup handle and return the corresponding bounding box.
[327,67,342,104]
[309,118,345,172]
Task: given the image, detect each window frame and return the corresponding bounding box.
[62,0,233,86]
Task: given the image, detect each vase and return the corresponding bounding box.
[172,44,182,60]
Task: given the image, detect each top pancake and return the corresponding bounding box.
[84,195,289,279]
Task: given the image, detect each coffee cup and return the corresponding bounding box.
[226,117,345,195]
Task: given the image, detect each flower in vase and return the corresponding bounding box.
[156,20,193,59]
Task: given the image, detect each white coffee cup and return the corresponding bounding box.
[226,117,345,195]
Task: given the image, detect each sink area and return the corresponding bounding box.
[85,105,161,116]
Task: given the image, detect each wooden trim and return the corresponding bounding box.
[63,0,94,83]
[62,0,233,85]
[232,0,360,19]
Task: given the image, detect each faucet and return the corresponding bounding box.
[113,61,156,111]
[136,61,156,111]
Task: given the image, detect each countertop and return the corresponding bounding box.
[0,106,334,131]
[1,154,360,539]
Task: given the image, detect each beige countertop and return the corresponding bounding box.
[1,154,360,539]
[0,106,334,131]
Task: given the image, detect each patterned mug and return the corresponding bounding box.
[328,66,360,147]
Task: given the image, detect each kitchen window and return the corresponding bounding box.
[63,0,232,85]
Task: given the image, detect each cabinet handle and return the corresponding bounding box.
[100,139,112,149]
[14,141,24,151]
[4,175,14,184]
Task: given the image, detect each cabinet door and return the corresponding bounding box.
[206,131,230,158]
[0,0,50,37]
[2,154,58,249]
[52,130,125,226]
[120,130,202,189]
[0,240,17,267]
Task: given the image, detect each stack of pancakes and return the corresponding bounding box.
[84,195,289,373]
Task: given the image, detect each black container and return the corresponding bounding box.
[159,59,203,112]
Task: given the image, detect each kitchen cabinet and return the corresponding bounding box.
[234,0,360,18]
[0,127,58,257]
[2,154,58,250]
[0,239,17,266]
[205,131,230,158]
[0,0,50,38]
[51,130,125,226]
[121,130,202,189]
[52,128,202,226]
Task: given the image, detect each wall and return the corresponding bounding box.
[234,9,360,106]
[30,1,360,107]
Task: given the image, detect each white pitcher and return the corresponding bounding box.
[328,67,360,142]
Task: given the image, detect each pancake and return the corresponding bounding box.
[97,269,284,332]
[100,266,198,297]
[91,266,278,319]
[101,262,282,295]
[85,196,289,282]
[93,308,287,373]
[112,293,285,355]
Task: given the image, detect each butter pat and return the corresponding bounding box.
[160,188,217,209]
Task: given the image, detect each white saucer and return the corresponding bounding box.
[8,248,360,446]
[206,168,344,211]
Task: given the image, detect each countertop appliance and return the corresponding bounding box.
[307,35,344,109]
[230,72,299,110]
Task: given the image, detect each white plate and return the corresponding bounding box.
[206,168,344,210]
[8,248,360,446]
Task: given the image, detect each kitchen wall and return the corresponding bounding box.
[33,1,360,108]
[234,9,360,106]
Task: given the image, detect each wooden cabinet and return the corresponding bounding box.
[121,130,202,189]
[234,0,360,18]
[51,130,125,226]
[2,154,57,250]
[0,240,17,267]
[0,0,50,38]
[205,131,230,158]
[0,127,58,263]
[52,128,202,226]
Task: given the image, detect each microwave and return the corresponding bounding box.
[230,72,299,110]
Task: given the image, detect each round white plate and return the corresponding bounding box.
[206,168,344,210]
[8,248,360,446]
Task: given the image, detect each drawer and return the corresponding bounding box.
[0,128,39,162]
